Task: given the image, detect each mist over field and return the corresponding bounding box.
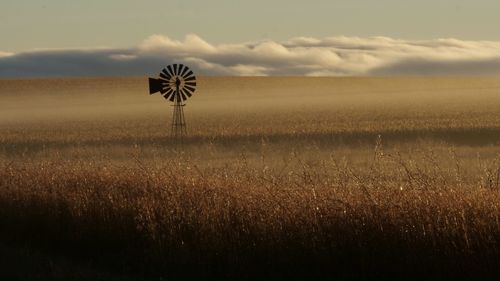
[1,76,499,179]
[2,76,500,130]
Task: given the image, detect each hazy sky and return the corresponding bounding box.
[2,1,500,77]
[2,0,500,52]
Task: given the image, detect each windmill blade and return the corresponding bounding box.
[161,68,172,79]
[184,76,196,82]
[182,89,192,98]
[184,81,197,87]
[182,70,193,78]
[160,87,168,94]
[164,80,176,84]
[184,85,196,93]
[173,64,179,75]
[169,92,176,102]
[180,65,189,77]
[167,65,175,76]
[159,71,171,80]
[180,91,188,101]
[163,88,173,100]
[178,64,185,77]
[183,76,195,82]
[165,83,175,92]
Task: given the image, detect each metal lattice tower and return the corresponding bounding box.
[148,64,197,140]
[171,78,187,137]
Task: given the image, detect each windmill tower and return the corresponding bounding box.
[148,64,197,139]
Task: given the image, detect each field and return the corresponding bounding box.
[1,77,500,280]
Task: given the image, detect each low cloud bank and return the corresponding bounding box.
[2,35,500,77]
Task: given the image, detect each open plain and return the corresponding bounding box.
[0,77,499,280]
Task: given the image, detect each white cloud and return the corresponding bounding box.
[110,54,137,61]
[139,34,217,55]
[2,34,500,77]
[0,51,14,58]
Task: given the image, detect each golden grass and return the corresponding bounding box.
[1,148,499,278]
[0,77,500,279]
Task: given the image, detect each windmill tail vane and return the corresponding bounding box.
[148,64,197,139]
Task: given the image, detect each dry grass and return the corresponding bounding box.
[1,77,500,280]
[1,149,499,279]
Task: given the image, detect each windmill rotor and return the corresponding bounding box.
[149,64,197,103]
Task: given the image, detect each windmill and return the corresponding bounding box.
[148,64,197,139]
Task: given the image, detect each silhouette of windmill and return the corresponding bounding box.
[148,64,197,139]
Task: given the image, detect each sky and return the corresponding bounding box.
[1,0,500,77]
